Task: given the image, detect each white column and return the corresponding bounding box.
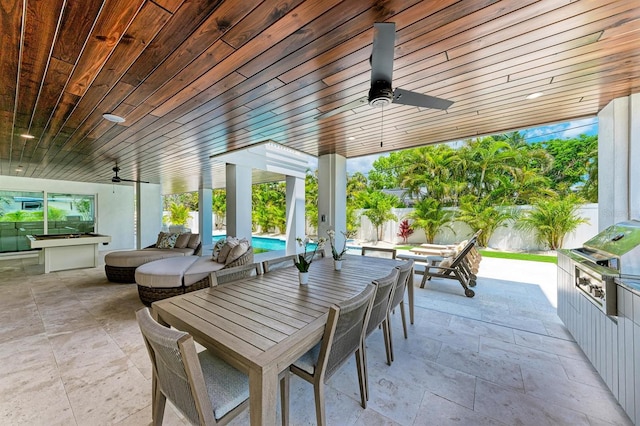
[198,187,213,249]
[629,94,640,220]
[598,93,640,229]
[226,164,252,241]
[318,154,347,256]
[136,182,162,249]
[285,175,305,255]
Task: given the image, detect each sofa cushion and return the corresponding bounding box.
[174,232,191,249]
[187,233,201,250]
[183,257,226,286]
[105,249,188,268]
[217,237,239,263]
[157,233,179,249]
[226,240,250,265]
[135,256,199,288]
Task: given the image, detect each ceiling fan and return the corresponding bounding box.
[316,22,454,120]
[111,165,149,183]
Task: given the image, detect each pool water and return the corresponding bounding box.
[212,235,356,252]
[212,235,294,251]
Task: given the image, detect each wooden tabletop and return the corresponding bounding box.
[152,254,405,425]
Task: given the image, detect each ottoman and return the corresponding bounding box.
[135,256,201,304]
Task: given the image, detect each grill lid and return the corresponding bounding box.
[582,219,640,276]
[584,220,640,256]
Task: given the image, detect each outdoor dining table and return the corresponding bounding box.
[151,254,411,426]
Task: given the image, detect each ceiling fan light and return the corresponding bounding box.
[102,113,125,123]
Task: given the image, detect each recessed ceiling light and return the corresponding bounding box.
[102,113,125,123]
[20,133,35,139]
[525,92,544,100]
[348,136,355,141]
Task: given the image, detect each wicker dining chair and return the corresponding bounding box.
[136,308,249,425]
[261,254,298,273]
[280,283,377,426]
[362,268,399,400]
[387,260,414,362]
[210,262,261,286]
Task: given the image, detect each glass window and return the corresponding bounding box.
[0,190,45,252]
[46,193,95,235]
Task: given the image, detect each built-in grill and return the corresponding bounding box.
[568,219,640,315]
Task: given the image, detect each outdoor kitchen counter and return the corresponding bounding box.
[617,276,640,295]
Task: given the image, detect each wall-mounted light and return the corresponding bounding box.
[102,113,125,123]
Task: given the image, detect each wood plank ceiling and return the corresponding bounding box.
[1,0,639,193]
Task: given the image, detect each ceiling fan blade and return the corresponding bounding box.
[393,88,454,110]
[315,96,368,120]
[120,177,150,183]
[370,22,396,84]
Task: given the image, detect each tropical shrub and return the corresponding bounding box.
[517,194,588,250]
[456,195,514,247]
[408,198,454,244]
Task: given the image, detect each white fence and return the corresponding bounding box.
[356,203,599,251]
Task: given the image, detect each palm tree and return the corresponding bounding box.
[359,190,399,241]
[517,194,588,250]
[408,198,455,243]
[456,195,514,247]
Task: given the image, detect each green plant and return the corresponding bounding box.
[327,229,348,260]
[168,202,190,226]
[408,198,454,244]
[517,194,588,250]
[359,190,399,241]
[294,237,326,272]
[456,195,514,247]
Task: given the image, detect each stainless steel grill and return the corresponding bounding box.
[567,219,640,315]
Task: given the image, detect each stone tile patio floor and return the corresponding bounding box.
[0,253,632,425]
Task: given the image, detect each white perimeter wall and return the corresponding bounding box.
[1,175,153,251]
[357,203,599,251]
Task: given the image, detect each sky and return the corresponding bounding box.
[345,116,599,175]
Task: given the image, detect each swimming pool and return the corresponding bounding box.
[212,235,357,252]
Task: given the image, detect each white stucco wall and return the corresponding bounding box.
[357,204,599,251]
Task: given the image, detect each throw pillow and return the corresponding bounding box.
[187,233,201,250]
[217,237,239,263]
[212,239,226,261]
[174,233,191,249]
[155,232,167,247]
[226,240,250,265]
[157,233,179,249]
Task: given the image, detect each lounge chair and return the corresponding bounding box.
[418,237,479,297]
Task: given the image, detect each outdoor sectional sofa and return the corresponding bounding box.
[104,232,202,283]
[135,237,253,304]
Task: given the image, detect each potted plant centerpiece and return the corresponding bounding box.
[294,236,326,284]
[327,229,349,270]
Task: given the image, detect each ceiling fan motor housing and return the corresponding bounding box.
[369,80,393,107]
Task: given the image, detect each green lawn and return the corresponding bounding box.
[478,250,557,264]
[394,245,557,264]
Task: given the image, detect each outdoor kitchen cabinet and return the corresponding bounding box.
[616,282,639,425]
[558,249,640,425]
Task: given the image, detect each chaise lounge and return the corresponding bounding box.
[135,237,253,304]
[104,232,202,283]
